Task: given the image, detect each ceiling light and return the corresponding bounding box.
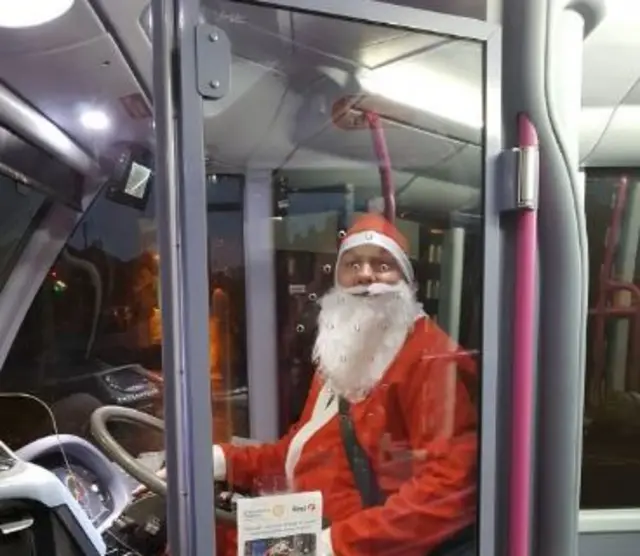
[605,0,640,20]
[0,0,75,28]
[358,63,483,129]
[80,110,110,131]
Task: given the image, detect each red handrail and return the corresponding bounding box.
[365,111,396,223]
[508,114,539,556]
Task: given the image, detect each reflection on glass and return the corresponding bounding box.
[201,1,484,554]
[207,174,249,440]
[582,170,640,509]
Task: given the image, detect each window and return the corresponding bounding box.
[581,169,640,509]
[0,175,49,290]
[0,175,249,451]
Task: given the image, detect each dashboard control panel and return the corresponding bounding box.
[50,463,114,529]
[0,440,106,555]
[97,365,160,406]
[16,435,131,533]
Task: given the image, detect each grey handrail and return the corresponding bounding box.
[151,0,215,554]
[0,82,96,175]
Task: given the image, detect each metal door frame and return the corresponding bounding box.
[153,0,504,554]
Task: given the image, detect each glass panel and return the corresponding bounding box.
[581,169,640,509]
[0,174,248,550]
[202,1,485,553]
[0,187,170,549]
[207,174,249,440]
[0,175,48,289]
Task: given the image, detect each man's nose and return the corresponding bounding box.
[355,263,375,283]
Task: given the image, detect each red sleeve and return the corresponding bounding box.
[330,327,478,556]
[219,377,322,491]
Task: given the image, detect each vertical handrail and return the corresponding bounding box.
[509,114,539,556]
[151,0,215,553]
[365,111,396,223]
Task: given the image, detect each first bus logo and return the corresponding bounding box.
[292,503,317,513]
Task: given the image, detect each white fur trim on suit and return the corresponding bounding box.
[319,528,334,555]
[285,385,337,484]
[210,387,337,485]
[336,230,414,282]
[212,444,227,480]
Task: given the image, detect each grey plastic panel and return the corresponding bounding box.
[0,441,105,554]
[579,532,640,556]
[16,434,131,533]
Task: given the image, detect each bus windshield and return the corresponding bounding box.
[0,173,248,451]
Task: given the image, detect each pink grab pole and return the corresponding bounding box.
[509,113,539,556]
[365,111,396,223]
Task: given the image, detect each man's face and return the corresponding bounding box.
[336,244,403,289]
[314,243,418,400]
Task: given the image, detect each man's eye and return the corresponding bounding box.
[379,263,390,272]
[350,262,361,270]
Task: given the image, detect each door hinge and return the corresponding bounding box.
[195,24,231,100]
[499,146,539,213]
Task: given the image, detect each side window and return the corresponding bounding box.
[582,170,640,508]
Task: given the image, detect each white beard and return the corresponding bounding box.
[312,281,422,402]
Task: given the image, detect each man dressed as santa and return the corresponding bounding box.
[211,213,478,556]
[144,213,478,555]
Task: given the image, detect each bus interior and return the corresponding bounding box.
[0,0,637,555]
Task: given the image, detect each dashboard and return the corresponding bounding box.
[16,434,133,533]
[50,462,114,529]
[12,435,169,556]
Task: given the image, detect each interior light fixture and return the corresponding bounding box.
[0,0,75,28]
[80,109,110,132]
[358,63,483,129]
[604,0,640,20]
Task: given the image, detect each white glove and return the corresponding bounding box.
[133,445,226,496]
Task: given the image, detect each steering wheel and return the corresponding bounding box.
[90,406,167,496]
[90,405,238,524]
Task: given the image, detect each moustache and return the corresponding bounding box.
[340,282,404,297]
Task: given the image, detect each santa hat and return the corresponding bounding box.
[336,213,414,282]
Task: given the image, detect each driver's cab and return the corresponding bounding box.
[0,0,490,555]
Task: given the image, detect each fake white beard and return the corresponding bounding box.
[312,281,422,402]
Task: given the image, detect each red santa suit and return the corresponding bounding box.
[214,215,478,556]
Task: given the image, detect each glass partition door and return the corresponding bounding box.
[152,0,503,554]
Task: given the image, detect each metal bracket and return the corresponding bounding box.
[195,24,231,100]
[498,147,539,213]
